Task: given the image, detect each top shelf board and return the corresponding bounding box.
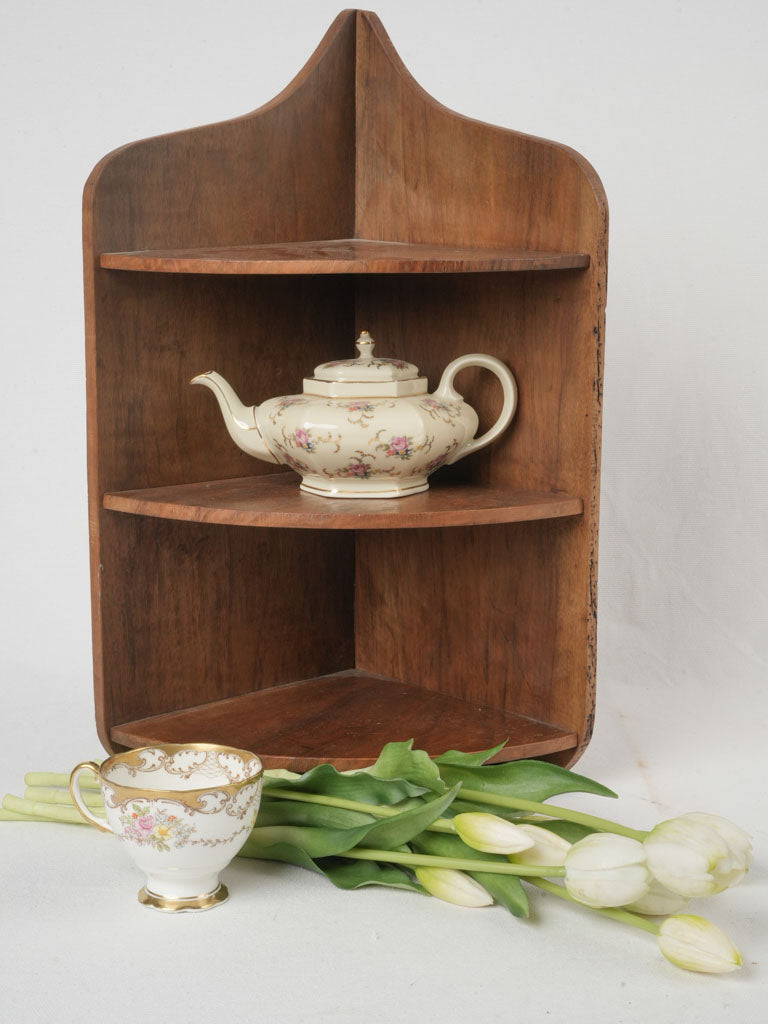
[100,238,591,275]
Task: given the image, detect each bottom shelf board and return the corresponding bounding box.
[109,670,577,772]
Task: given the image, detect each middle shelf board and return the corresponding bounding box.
[110,670,578,772]
[103,474,583,529]
[99,238,591,275]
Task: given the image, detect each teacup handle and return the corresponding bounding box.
[70,761,112,834]
[435,354,518,465]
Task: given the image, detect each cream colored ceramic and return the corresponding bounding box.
[192,331,518,498]
[70,743,263,912]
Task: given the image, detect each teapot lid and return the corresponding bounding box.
[305,331,427,397]
[314,332,419,382]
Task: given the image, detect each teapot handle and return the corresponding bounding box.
[435,354,518,465]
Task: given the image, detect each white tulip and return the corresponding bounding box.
[564,833,650,908]
[644,813,752,898]
[415,867,494,907]
[680,812,752,871]
[657,914,743,974]
[453,813,535,855]
[625,876,690,916]
[507,824,571,867]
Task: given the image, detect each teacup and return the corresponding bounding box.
[70,742,263,912]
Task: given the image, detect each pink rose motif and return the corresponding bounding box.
[137,815,155,832]
[348,462,369,477]
[294,428,308,445]
[389,436,409,453]
[348,401,370,411]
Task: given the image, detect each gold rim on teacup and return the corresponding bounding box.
[75,743,264,817]
[100,742,264,793]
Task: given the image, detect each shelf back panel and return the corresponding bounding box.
[99,516,355,729]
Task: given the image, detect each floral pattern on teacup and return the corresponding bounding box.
[119,804,195,851]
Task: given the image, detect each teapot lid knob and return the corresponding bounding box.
[355,331,375,358]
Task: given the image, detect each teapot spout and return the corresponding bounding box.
[190,371,279,464]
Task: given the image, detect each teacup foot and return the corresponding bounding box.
[138,882,229,913]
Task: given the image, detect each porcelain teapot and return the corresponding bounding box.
[191,332,518,499]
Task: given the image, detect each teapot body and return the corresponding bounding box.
[257,391,478,498]
[192,334,518,499]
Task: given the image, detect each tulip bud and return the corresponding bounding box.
[564,833,650,909]
[644,813,751,898]
[507,824,571,867]
[657,914,743,973]
[680,813,752,871]
[415,867,494,907]
[453,813,535,855]
[625,876,690,916]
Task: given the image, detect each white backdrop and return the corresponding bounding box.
[1,2,766,1021]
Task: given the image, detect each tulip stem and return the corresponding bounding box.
[338,847,566,877]
[460,789,648,842]
[2,794,105,824]
[529,878,661,934]
[264,788,456,833]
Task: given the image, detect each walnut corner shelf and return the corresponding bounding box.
[103,475,584,530]
[100,238,590,275]
[84,10,607,771]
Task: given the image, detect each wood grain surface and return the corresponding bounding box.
[85,10,607,768]
[104,475,583,529]
[100,238,589,274]
[110,670,577,771]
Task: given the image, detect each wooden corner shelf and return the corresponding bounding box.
[110,670,578,772]
[103,474,583,530]
[84,10,607,771]
[100,238,590,275]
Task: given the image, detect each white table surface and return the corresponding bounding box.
[1,665,764,1024]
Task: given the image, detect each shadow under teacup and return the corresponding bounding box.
[70,742,263,912]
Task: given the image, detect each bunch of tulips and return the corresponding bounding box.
[1,740,750,974]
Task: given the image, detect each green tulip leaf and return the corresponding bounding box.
[433,740,508,767]
[437,798,522,819]
[262,762,428,803]
[240,840,322,873]
[239,838,425,894]
[437,760,617,802]
[358,785,462,850]
[527,819,596,843]
[243,786,460,868]
[412,832,529,918]
[256,799,376,830]
[364,740,446,793]
[242,822,375,860]
[318,858,427,894]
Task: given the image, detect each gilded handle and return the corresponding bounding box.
[69,761,112,834]
[436,354,518,465]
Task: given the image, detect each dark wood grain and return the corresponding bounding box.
[104,475,583,529]
[100,238,589,274]
[352,11,608,766]
[84,11,358,751]
[85,10,607,768]
[110,670,577,771]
